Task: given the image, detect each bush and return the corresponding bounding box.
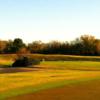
[12,56,40,67]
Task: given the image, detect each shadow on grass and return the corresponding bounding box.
[0,64,41,74]
[1,63,100,74]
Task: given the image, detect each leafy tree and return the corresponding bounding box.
[80,35,96,55]
[1,34,100,56]
[12,38,25,52]
[95,39,100,55]
[4,38,25,53]
[28,41,45,53]
[0,40,7,53]
[4,40,14,53]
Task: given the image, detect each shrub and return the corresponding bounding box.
[12,56,40,67]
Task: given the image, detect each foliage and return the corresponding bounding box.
[12,56,40,67]
[28,41,45,53]
[4,38,25,53]
[1,35,100,56]
[0,40,7,53]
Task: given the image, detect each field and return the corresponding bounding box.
[1,54,100,100]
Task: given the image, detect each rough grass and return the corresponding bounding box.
[1,55,100,99]
[1,54,100,61]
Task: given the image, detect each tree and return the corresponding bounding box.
[16,47,30,58]
[44,41,62,54]
[70,38,83,55]
[4,40,13,53]
[4,38,25,53]
[28,41,45,53]
[80,35,96,55]
[12,38,25,53]
[95,39,100,55]
[0,40,7,53]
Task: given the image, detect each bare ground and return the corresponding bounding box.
[7,79,100,100]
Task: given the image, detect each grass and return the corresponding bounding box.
[0,59,13,67]
[1,77,100,100]
[1,70,100,100]
[1,54,100,61]
[0,55,100,100]
[40,61,100,70]
[8,79,100,100]
[1,55,100,99]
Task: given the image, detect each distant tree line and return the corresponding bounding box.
[1,35,100,56]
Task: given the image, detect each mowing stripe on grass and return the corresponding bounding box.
[1,77,100,100]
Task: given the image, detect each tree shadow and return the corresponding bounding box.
[0,65,43,74]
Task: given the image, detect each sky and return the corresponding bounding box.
[0,0,100,43]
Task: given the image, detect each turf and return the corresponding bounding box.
[8,79,100,100]
[40,61,100,70]
[1,54,100,61]
[1,67,100,99]
[1,56,100,100]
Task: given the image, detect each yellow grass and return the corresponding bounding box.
[1,56,100,99]
[0,59,12,65]
[1,69,100,93]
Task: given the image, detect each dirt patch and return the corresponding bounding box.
[7,80,100,100]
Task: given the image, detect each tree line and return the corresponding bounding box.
[0,34,100,56]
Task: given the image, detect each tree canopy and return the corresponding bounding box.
[1,35,100,56]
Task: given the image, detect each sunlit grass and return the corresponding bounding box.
[1,70,98,92]
[1,56,100,99]
[1,54,100,62]
[40,61,100,70]
[0,59,13,67]
[1,68,100,99]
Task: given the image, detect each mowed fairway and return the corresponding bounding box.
[8,79,100,100]
[1,58,100,100]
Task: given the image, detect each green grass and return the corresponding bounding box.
[1,55,100,99]
[1,54,100,61]
[0,61,100,100]
[1,77,100,100]
[40,61,100,70]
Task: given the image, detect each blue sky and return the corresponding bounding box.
[0,0,100,43]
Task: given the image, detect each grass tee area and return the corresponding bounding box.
[0,54,100,100]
